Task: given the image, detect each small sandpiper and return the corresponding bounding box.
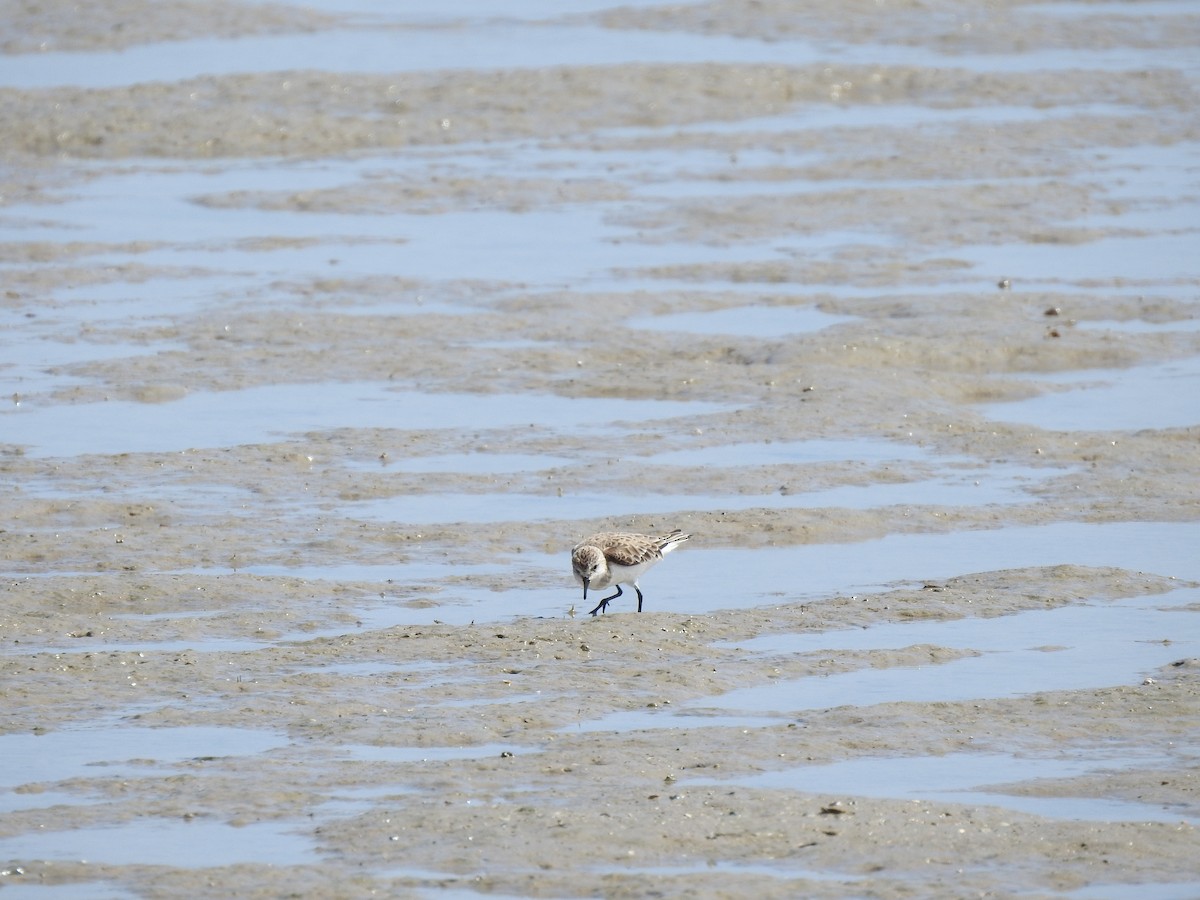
[571,529,691,616]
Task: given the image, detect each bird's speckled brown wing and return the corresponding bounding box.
[577,530,689,568]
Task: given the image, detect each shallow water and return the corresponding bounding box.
[1,521,1194,683]
[0,819,314,868]
[0,171,777,287]
[0,883,136,900]
[961,231,1200,286]
[7,18,1189,91]
[347,463,1061,525]
[668,521,1200,611]
[712,750,1200,824]
[699,588,1198,711]
[2,385,726,457]
[1067,881,1200,900]
[570,588,1197,732]
[629,305,857,336]
[0,26,828,89]
[981,356,1200,431]
[636,438,938,466]
[87,24,1200,82]
[0,726,291,792]
[588,862,866,883]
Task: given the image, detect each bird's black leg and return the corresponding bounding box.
[588,584,623,617]
[634,584,644,612]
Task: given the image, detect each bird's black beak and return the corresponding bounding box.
[582,577,589,600]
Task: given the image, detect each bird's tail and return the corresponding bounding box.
[658,529,691,555]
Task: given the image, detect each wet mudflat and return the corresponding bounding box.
[1,0,1199,897]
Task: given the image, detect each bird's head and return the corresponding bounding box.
[571,545,606,598]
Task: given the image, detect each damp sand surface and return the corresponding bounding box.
[1,1,1199,897]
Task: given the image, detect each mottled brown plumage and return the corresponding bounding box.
[571,529,691,615]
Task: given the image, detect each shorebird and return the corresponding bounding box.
[571,529,691,616]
